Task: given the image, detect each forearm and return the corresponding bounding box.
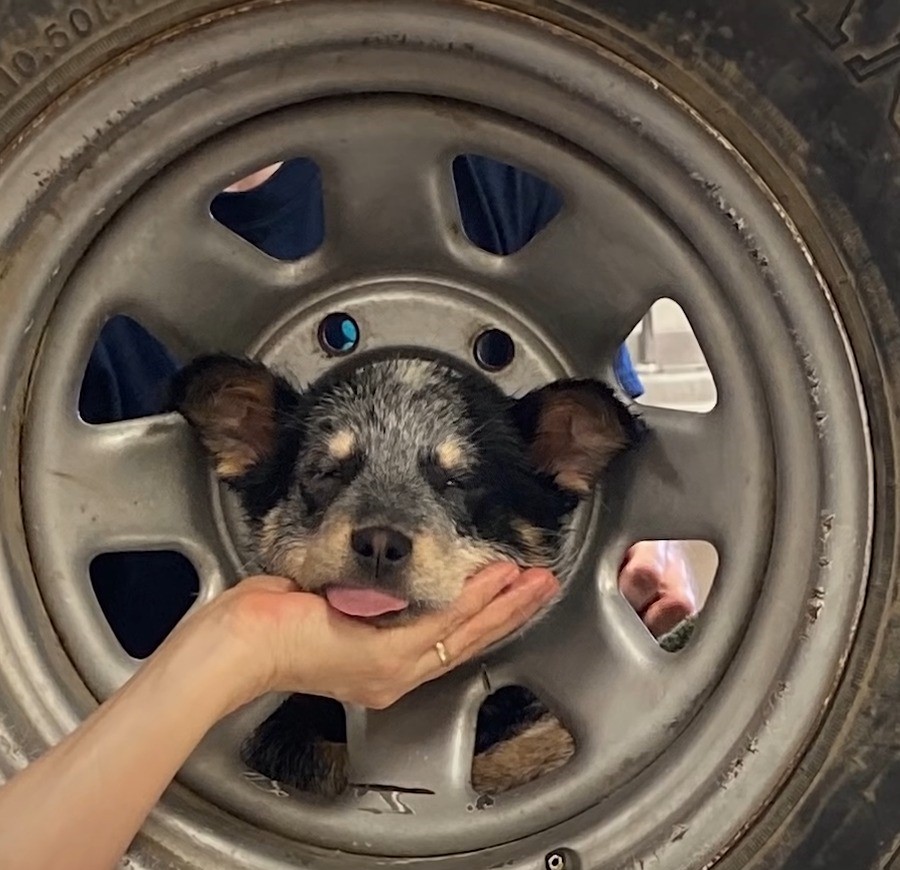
[0,615,247,870]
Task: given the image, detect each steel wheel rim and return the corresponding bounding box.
[0,2,872,867]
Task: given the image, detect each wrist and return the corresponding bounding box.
[149,598,269,721]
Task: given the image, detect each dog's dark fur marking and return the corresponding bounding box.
[171,353,643,795]
[171,355,303,520]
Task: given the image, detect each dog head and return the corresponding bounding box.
[171,353,642,623]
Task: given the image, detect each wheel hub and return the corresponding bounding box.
[255,277,568,391]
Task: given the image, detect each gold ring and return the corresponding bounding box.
[434,640,450,667]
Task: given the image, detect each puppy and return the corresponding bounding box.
[171,351,643,795]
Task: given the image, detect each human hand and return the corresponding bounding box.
[0,566,555,870]
[203,563,559,712]
[617,540,697,637]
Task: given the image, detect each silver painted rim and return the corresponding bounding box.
[0,2,871,867]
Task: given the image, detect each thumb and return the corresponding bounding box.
[235,575,298,594]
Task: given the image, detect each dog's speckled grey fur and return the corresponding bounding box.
[172,352,645,795]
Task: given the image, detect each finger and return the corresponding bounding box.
[408,569,559,686]
[621,541,665,573]
[451,569,560,659]
[644,595,694,638]
[404,563,522,651]
[619,544,638,573]
[236,575,298,594]
[352,564,523,697]
[619,561,663,614]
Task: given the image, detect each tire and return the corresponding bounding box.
[0,1,898,868]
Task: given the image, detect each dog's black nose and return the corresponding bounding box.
[351,526,413,576]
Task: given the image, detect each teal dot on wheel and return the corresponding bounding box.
[340,318,359,351]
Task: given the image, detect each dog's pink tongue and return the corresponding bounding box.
[325,587,409,618]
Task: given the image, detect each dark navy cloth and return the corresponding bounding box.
[82,155,644,656]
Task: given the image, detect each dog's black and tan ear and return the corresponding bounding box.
[511,379,644,495]
[170,354,297,480]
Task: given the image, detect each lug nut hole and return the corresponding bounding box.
[474,328,515,372]
[318,312,360,356]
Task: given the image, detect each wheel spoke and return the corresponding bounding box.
[502,572,660,726]
[23,407,233,700]
[310,119,459,274]
[497,573,699,794]
[33,415,228,568]
[504,215,663,371]
[606,407,768,544]
[90,197,311,358]
[343,668,485,800]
